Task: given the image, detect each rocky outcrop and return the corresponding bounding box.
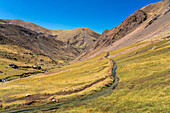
[74,0,170,62]
[93,10,147,49]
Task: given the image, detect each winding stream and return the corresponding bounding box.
[2,55,119,112]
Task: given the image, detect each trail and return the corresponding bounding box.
[2,54,119,113]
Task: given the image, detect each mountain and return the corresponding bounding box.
[53,27,100,51]
[0,0,170,112]
[1,19,53,35]
[1,19,101,52]
[73,0,170,62]
[0,23,79,63]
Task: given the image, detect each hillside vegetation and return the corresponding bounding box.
[47,38,170,113]
[0,0,169,112]
[1,37,169,112]
[0,51,115,110]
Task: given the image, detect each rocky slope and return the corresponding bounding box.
[73,0,170,62]
[0,23,79,63]
[1,19,100,52]
[53,27,100,51]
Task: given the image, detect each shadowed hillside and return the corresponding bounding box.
[0,24,79,62]
[1,19,101,52]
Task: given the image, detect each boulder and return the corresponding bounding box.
[52,99,56,102]
[13,58,17,61]
[48,97,59,103]
[26,94,30,97]
[9,64,19,69]
[32,66,41,70]
[39,59,44,62]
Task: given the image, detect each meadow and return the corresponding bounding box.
[0,38,169,112]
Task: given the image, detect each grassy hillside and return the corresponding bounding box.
[0,1,169,112]
[1,37,169,112]
[0,44,63,82]
[0,50,115,110]
[53,38,170,113]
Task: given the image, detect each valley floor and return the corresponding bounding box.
[0,38,169,112]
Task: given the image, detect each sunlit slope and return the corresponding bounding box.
[75,0,170,62]
[0,54,113,107]
[0,44,58,80]
[52,38,170,112]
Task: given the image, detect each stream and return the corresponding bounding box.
[2,56,119,113]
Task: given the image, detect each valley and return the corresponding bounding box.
[0,0,169,112]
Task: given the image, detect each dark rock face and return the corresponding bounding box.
[145,14,161,28]
[93,10,147,49]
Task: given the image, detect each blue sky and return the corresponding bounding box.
[0,0,161,34]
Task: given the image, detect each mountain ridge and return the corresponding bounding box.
[1,19,101,52]
[71,0,170,63]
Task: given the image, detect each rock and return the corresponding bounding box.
[21,66,32,68]
[39,59,44,62]
[152,46,157,50]
[0,104,3,108]
[1,79,6,82]
[48,96,55,102]
[32,66,41,70]
[13,58,17,61]
[52,99,56,102]
[26,94,30,97]
[9,64,19,69]
[25,100,36,105]
[28,52,33,55]
[23,52,33,55]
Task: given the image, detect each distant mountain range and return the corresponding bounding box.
[1,19,100,52]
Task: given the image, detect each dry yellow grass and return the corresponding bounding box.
[0,55,111,107]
